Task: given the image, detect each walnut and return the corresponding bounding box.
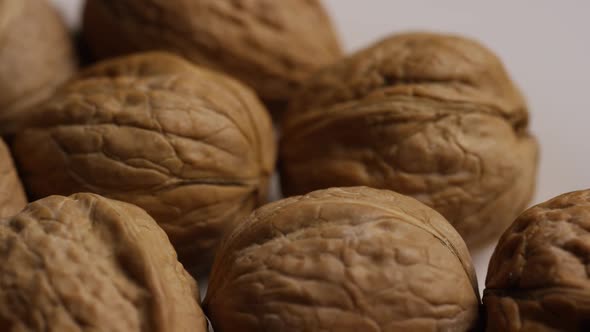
[0,139,26,218]
[484,189,590,331]
[0,193,207,331]
[0,0,77,135]
[11,52,276,274]
[81,0,342,113]
[280,32,538,249]
[204,186,480,332]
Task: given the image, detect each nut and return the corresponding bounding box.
[82,0,342,113]
[0,139,27,218]
[0,193,207,331]
[0,0,77,135]
[11,52,276,274]
[281,32,538,249]
[204,186,480,332]
[484,189,590,331]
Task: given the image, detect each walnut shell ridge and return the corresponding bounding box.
[0,193,207,331]
[12,52,276,274]
[82,0,342,113]
[281,32,538,249]
[0,139,27,218]
[484,189,590,331]
[0,0,77,135]
[205,186,480,332]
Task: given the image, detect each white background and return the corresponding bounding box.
[51,0,590,295]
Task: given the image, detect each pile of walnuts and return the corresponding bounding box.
[0,1,584,331]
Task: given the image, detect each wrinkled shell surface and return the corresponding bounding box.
[0,139,26,218]
[281,32,538,249]
[205,186,480,332]
[484,189,590,332]
[82,0,341,111]
[0,193,207,331]
[0,0,76,135]
[12,52,276,274]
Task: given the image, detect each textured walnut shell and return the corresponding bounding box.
[0,193,207,331]
[0,0,76,135]
[281,32,538,249]
[11,52,276,274]
[484,190,590,331]
[82,0,341,113]
[205,186,480,332]
[0,139,26,218]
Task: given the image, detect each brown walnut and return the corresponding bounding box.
[281,32,538,249]
[82,0,342,114]
[204,186,480,332]
[0,0,77,135]
[0,193,207,331]
[484,189,590,331]
[0,138,26,218]
[11,52,276,274]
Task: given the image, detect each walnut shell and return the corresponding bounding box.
[0,0,77,135]
[0,193,207,331]
[204,186,480,332]
[0,139,26,218]
[82,0,342,113]
[281,32,538,249]
[11,52,276,274]
[484,190,590,331]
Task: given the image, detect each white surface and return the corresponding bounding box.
[51,0,590,296]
